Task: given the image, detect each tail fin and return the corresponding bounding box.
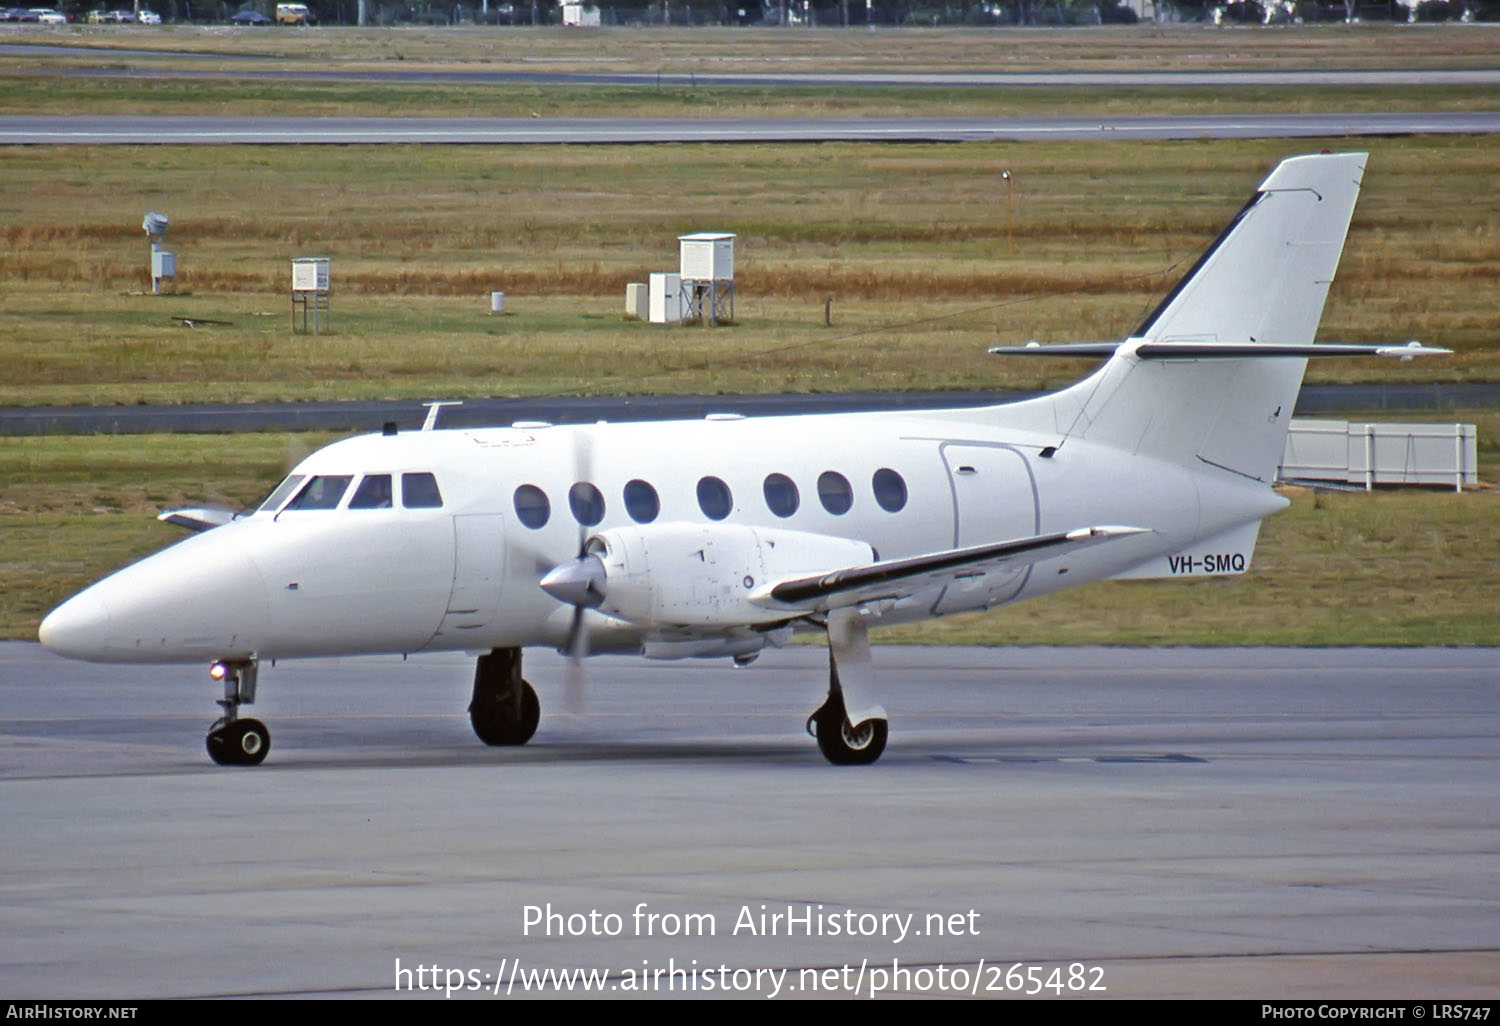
[1135,151,1366,346]
[1055,152,1367,483]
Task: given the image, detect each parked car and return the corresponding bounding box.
[3,6,41,18]
[30,6,66,21]
[137,7,160,20]
[230,8,271,22]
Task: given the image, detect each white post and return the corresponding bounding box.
[1455,424,1463,493]
[1364,425,1374,492]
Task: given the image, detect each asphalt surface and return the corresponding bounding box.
[1,642,1495,999]
[3,384,1496,436]
[4,111,1499,145]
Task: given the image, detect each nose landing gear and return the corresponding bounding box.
[205,660,269,766]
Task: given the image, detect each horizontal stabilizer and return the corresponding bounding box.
[989,340,1450,360]
[987,341,1122,358]
[755,526,1147,613]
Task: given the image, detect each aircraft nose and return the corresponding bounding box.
[38,590,111,661]
[38,530,270,663]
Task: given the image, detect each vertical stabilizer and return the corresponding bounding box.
[1070,152,1367,483]
[1136,151,1366,347]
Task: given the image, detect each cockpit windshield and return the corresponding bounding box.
[255,474,305,514]
[284,475,353,511]
[254,471,442,515]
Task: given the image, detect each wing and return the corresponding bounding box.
[156,507,239,533]
[752,526,1148,614]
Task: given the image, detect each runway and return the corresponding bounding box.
[5,383,1498,437]
[3,111,1499,145]
[1,641,1495,998]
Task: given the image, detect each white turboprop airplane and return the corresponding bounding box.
[39,151,1446,766]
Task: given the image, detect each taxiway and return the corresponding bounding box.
[1,642,1495,998]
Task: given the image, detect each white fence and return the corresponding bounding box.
[1279,420,1478,491]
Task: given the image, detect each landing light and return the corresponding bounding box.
[210,662,228,681]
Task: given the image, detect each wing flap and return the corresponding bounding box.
[754,526,1148,613]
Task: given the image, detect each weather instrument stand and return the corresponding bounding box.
[677,232,735,327]
[681,279,735,327]
[291,257,331,334]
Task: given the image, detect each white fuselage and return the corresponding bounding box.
[38,394,1282,666]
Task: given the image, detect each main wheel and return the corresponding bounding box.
[812,704,887,766]
[470,680,541,746]
[206,717,271,766]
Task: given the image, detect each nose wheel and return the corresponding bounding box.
[205,659,269,766]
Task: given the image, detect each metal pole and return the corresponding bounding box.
[1002,169,1013,254]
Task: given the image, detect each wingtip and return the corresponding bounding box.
[1067,525,1150,542]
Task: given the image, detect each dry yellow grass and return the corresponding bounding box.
[6,24,1499,75]
[0,137,1496,404]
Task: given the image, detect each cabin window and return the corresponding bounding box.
[402,472,444,509]
[623,479,659,524]
[872,468,908,513]
[348,474,393,509]
[697,476,732,521]
[285,475,352,511]
[817,471,853,515]
[569,482,605,526]
[256,474,305,514]
[763,473,799,518]
[514,485,550,529]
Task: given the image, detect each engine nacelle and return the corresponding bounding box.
[586,522,873,629]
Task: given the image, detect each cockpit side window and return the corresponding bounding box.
[348,474,394,509]
[285,475,353,511]
[402,472,443,509]
[256,474,305,514]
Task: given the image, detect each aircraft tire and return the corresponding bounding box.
[206,717,271,766]
[470,680,540,746]
[812,705,887,766]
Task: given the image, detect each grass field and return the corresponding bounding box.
[5,23,1500,73]
[1,137,1497,405]
[7,77,1500,119]
[4,23,1499,120]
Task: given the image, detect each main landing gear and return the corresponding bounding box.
[469,647,541,746]
[807,609,888,765]
[205,659,270,766]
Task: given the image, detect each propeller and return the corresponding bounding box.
[537,427,604,718]
[283,434,310,474]
[539,541,606,716]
